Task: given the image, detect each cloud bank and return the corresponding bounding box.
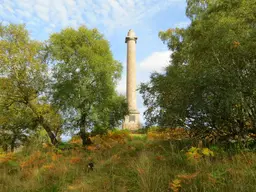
[0,0,184,36]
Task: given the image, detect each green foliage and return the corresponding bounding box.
[48,26,127,145]
[0,24,61,147]
[186,147,214,163]
[0,24,126,148]
[0,102,37,152]
[140,0,256,142]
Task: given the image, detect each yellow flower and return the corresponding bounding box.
[201,148,214,157]
[188,147,199,153]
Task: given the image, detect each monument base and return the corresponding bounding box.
[122,110,140,131]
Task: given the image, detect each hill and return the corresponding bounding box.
[1,129,256,192]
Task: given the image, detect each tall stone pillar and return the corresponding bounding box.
[123,29,140,130]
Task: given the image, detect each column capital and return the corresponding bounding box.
[125,36,138,43]
[125,29,138,43]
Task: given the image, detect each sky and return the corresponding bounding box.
[0,0,190,125]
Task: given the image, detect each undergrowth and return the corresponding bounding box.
[0,129,256,192]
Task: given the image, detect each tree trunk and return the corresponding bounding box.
[10,136,16,152]
[39,116,59,145]
[80,128,92,146]
[28,101,58,145]
[2,144,8,153]
[79,112,92,146]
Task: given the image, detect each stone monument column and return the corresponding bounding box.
[123,29,140,130]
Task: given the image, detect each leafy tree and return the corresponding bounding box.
[0,24,60,145]
[0,101,37,152]
[90,94,129,135]
[140,0,256,140]
[48,26,127,146]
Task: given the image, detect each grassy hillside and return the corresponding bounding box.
[1,129,256,192]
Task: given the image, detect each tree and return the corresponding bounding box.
[90,94,129,135]
[140,0,256,140]
[0,101,37,152]
[48,26,127,146]
[0,24,60,145]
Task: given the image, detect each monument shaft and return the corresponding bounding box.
[123,29,140,130]
[126,34,137,111]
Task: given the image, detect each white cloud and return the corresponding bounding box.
[139,51,171,73]
[35,4,49,22]
[0,0,185,35]
[5,6,14,13]
[16,9,31,18]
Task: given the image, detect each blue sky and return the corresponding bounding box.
[0,0,190,124]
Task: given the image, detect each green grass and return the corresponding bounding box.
[1,133,256,192]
